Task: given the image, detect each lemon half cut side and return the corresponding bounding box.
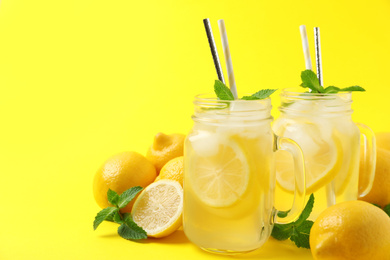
[131,180,183,238]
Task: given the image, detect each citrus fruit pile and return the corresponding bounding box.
[93,133,185,238]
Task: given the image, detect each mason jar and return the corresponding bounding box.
[183,94,307,254]
[273,89,376,219]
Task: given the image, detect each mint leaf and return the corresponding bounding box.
[300,70,323,93]
[340,86,365,92]
[272,223,293,240]
[107,189,120,207]
[118,218,147,240]
[271,194,315,249]
[277,209,291,218]
[214,80,234,100]
[113,211,124,224]
[241,89,277,100]
[290,220,313,249]
[295,194,315,226]
[122,213,131,220]
[105,211,124,224]
[93,207,118,230]
[118,186,143,209]
[383,204,390,217]
[324,86,340,93]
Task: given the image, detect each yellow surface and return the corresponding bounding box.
[0,0,390,259]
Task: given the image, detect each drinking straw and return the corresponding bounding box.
[299,25,312,70]
[314,27,323,86]
[203,18,226,84]
[217,19,238,99]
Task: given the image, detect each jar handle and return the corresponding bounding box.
[357,123,377,197]
[274,135,306,224]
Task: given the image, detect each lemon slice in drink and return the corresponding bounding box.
[333,130,359,196]
[275,124,343,194]
[189,139,249,207]
[131,180,183,238]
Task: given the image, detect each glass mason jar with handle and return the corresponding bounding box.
[273,89,376,220]
[183,94,307,255]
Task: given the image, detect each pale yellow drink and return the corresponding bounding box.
[183,95,306,254]
[273,89,375,219]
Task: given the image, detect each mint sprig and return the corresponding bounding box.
[214,80,277,100]
[93,187,147,240]
[300,70,365,93]
[300,70,324,93]
[271,194,315,249]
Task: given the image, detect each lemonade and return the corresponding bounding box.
[273,89,375,219]
[183,95,306,254]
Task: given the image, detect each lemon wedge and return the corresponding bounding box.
[131,180,183,238]
[189,139,249,207]
[275,124,343,194]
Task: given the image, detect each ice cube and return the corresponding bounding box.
[273,117,334,157]
[188,130,220,157]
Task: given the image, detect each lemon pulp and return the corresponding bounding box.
[131,180,183,238]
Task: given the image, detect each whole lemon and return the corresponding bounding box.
[146,133,185,173]
[376,132,390,151]
[155,156,183,187]
[359,148,390,208]
[93,151,157,213]
[310,200,390,260]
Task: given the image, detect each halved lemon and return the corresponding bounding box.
[131,180,183,238]
[275,129,343,194]
[189,139,250,207]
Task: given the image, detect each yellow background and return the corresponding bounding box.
[0,0,389,259]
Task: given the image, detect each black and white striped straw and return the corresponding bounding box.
[203,18,225,84]
[314,27,323,86]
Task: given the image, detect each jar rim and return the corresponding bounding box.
[194,93,272,105]
[192,93,273,124]
[279,88,354,116]
[281,87,352,100]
